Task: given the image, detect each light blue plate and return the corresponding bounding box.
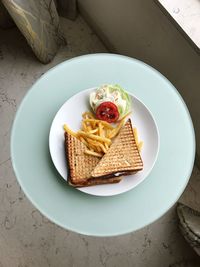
[11,54,195,236]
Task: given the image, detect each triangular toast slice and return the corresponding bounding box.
[91,119,143,179]
[65,132,122,187]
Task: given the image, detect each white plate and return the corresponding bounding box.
[49,88,159,196]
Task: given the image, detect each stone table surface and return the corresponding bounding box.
[0,16,200,267]
[157,0,200,52]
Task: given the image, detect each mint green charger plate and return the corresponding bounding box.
[11,54,195,236]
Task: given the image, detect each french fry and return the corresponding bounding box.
[104,142,109,150]
[133,128,143,152]
[84,149,103,157]
[99,122,103,137]
[82,121,88,132]
[133,128,139,145]
[86,138,103,153]
[108,118,126,139]
[88,125,93,131]
[82,112,86,118]
[138,141,143,152]
[84,120,93,131]
[83,119,114,129]
[83,137,98,151]
[104,128,110,137]
[63,124,77,138]
[100,121,114,129]
[82,112,89,119]
[77,130,111,144]
[87,142,97,152]
[88,113,95,119]
[91,121,96,129]
[91,139,108,153]
[88,128,98,134]
[78,136,89,147]
[64,110,141,158]
[103,128,107,138]
[82,111,95,119]
[86,138,98,146]
[83,113,93,130]
[99,143,108,153]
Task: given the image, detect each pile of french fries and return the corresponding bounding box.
[63,111,143,157]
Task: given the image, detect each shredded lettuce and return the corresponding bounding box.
[90,84,131,119]
[113,84,131,114]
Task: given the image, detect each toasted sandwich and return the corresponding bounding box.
[65,132,122,187]
[91,119,143,179]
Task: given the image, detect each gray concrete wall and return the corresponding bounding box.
[78,0,200,159]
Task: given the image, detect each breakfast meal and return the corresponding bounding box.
[63,84,143,187]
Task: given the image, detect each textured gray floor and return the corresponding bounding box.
[0,16,199,267]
